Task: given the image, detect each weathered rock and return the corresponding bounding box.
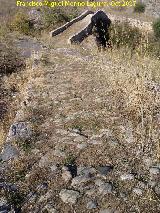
[77,143,88,149]
[56,129,68,135]
[149,167,160,175]
[6,121,32,143]
[54,148,66,157]
[74,135,86,142]
[133,188,143,196]
[94,179,105,186]
[62,170,72,182]
[85,188,97,196]
[148,180,157,188]
[71,175,90,187]
[59,189,80,204]
[143,157,153,168]
[0,197,8,208]
[88,139,102,145]
[99,208,114,213]
[120,174,134,181]
[97,165,113,176]
[39,155,51,168]
[42,204,57,213]
[77,166,96,177]
[98,182,113,195]
[86,200,97,209]
[38,191,52,203]
[50,165,58,172]
[154,183,160,196]
[1,143,19,161]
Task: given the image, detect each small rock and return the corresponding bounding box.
[89,139,102,145]
[120,174,134,181]
[54,148,66,157]
[86,200,97,209]
[39,155,50,168]
[98,182,113,195]
[108,137,119,146]
[149,167,160,175]
[38,191,52,202]
[99,128,111,137]
[70,128,81,134]
[133,188,143,195]
[99,208,114,213]
[37,183,48,192]
[143,157,153,167]
[1,143,19,161]
[50,165,58,172]
[68,132,79,137]
[85,188,97,196]
[0,197,7,206]
[42,204,57,213]
[94,179,105,186]
[77,143,87,149]
[56,129,68,135]
[6,122,32,143]
[77,167,96,177]
[62,170,72,182]
[148,180,157,188]
[119,192,128,200]
[74,135,86,142]
[97,165,113,176]
[154,183,160,195]
[71,175,90,187]
[59,189,80,204]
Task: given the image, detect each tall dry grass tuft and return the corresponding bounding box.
[109,21,160,59]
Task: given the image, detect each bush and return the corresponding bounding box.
[109,21,160,59]
[109,21,142,49]
[10,12,34,35]
[153,18,160,38]
[134,2,146,13]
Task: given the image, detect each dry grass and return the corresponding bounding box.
[1,5,160,212]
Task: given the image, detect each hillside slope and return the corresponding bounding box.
[1,14,160,213]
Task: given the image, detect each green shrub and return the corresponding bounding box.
[153,18,160,38]
[134,2,146,13]
[10,12,34,35]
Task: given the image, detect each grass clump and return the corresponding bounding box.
[153,18,160,39]
[134,2,146,13]
[110,21,160,59]
[0,40,25,75]
[64,154,76,166]
[10,12,34,35]
[110,21,142,50]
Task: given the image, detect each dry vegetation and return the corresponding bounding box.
[0,2,160,212]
